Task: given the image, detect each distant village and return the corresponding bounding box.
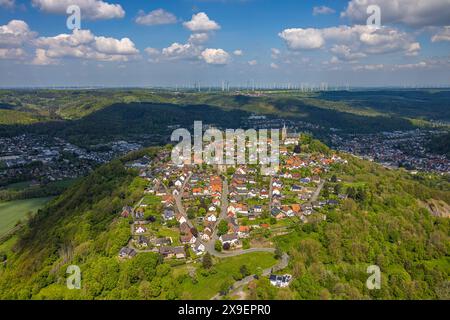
[331,129,449,174]
[0,134,142,185]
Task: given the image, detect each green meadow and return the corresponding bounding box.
[174,252,277,299]
[0,197,52,236]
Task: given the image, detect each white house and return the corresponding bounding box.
[174,180,183,187]
[220,233,239,246]
[135,226,146,234]
[177,215,187,225]
[192,240,206,256]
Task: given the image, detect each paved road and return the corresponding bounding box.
[205,178,229,254]
[308,180,325,204]
[203,178,280,259]
[209,247,275,258]
[268,176,274,212]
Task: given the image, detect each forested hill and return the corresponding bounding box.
[0,141,448,300]
[1,89,449,147]
[429,132,450,158]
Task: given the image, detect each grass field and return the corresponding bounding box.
[4,178,77,191]
[174,252,277,299]
[0,197,53,236]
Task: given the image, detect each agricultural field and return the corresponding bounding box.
[0,197,52,236]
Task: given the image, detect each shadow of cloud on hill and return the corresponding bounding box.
[0,99,419,147]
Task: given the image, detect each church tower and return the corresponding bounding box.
[282,123,287,141]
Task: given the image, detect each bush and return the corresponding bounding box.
[215,240,222,252]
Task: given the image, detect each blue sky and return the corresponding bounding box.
[0,0,449,87]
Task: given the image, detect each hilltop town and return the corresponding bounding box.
[117,132,348,292]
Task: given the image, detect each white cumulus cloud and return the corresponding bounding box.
[342,0,450,28]
[162,42,200,61]
[279,25,421,58]
[135,9,177,26]
[0,20,36,48]
[188,33,209,44]
[183,12,220,32]
[279,28,325,50]
[33,29,139,64]
[0,48,26,60]
[432,26,450,42]
[32,0,125,20]
[145,47,160,56]
[0,20,36,60]
[201,48,230,65]
[313,6,335,16]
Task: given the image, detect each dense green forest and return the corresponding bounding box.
[429,132,450,158]
[316,90,450,122]
[0,89,449,148]
[0,102,251,147]
[0,142,448,300]
[260,155,450,300]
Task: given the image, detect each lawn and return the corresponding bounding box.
[3,178,77,191]
[176,252,277,299]
[156,227,181,245]
[4,181,34,191]
[143,194,162,206]
[0,197,53,236]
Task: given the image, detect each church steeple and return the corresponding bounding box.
[282,123,287,141]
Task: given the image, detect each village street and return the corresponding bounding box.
[308,180,325,204]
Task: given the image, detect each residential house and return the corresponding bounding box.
[252,205,263,214]
[180,222,191,235]
[238,226,250,238]
[219,233,239,246]
[121,206,133,218]
[260,189,269,199]
[269,274,292,288]
[180,233,196,245]
[177,214,187,225]
[134,209,144,220]
[206,213,217,223]
[192,239,206,256]
[139,235,150,244]
[163,208,175,221]
[300,177,311,184]
[119,247,137,259]
[135,225,146,234]
[173,247,187,259]
[153,237,172,247]
[201,227,213,241]
[301,204,313,215]
[159,246,186,259]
